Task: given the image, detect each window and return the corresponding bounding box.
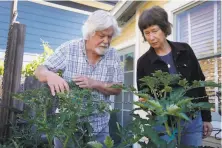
[175,1,221,121]
[176,1,221,58]
[115,48,134,127]
[109,46,134,146]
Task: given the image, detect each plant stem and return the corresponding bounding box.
[46,135,53,148]
[164,122,172,136]
[170,117,175,135]
[44,99,53,148]
[72,134,81,148]
[177,118,181,145]
[44,105,47,122]
[164,92,166,99]
[152,90,158,100]
[63,136,70,148]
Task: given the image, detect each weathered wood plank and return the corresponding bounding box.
[12,23,26,113]
[0,23,26,139]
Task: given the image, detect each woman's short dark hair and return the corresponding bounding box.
[138,6,172,40]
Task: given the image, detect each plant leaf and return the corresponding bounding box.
[166,104,181,114]
[134,93,150,99]
[177,113,190,121]
[104,136,114,148]
[176,98,193,106]
[143,125,167,147]
[192,102,213,110]
[87,141,103,148]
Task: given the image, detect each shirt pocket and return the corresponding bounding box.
[105,66,115,82]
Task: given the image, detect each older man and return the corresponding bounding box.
[35,10,123,147]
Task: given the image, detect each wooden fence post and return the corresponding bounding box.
[0,22,26,140]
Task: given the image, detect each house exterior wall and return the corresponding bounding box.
[17,1,88,54]
[0,1,89,64]
[111,18,136,48]
[111,1,168,56]
[0,1,12,53]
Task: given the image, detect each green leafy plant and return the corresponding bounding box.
[0,40,54,77]
[0,60,4,76]
[8,81,110,148]
[22,40,54,77]
[88,136,114,148]
[111,70,221,148]
[0,124,45,148]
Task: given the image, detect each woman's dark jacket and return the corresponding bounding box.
[137,40,211,122]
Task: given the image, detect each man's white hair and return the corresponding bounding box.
[82,10,121,40]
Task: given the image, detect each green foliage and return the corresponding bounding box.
[0,140,19,148]
[88,141,103,148]
[104,136,114,148]
[8,81,110,148]
[87,136,114,148]
[0,60,4,76]
[22,41,54,77]
[111,70,220,148]
[0,40,54,77]
[0,124,46,148]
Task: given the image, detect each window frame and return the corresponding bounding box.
[173,1,220,59]
[114,45,135,127]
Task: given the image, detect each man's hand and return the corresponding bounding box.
[73,76,121,95]
[73,76,96,89]
[203,122,213,138]
[46,71,69,96]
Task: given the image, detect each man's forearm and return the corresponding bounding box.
[34,65,51,82]
[93,81,122,95]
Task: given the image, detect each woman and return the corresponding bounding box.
[137,6,212,147]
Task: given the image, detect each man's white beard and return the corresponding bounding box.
[95,47,108,55]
